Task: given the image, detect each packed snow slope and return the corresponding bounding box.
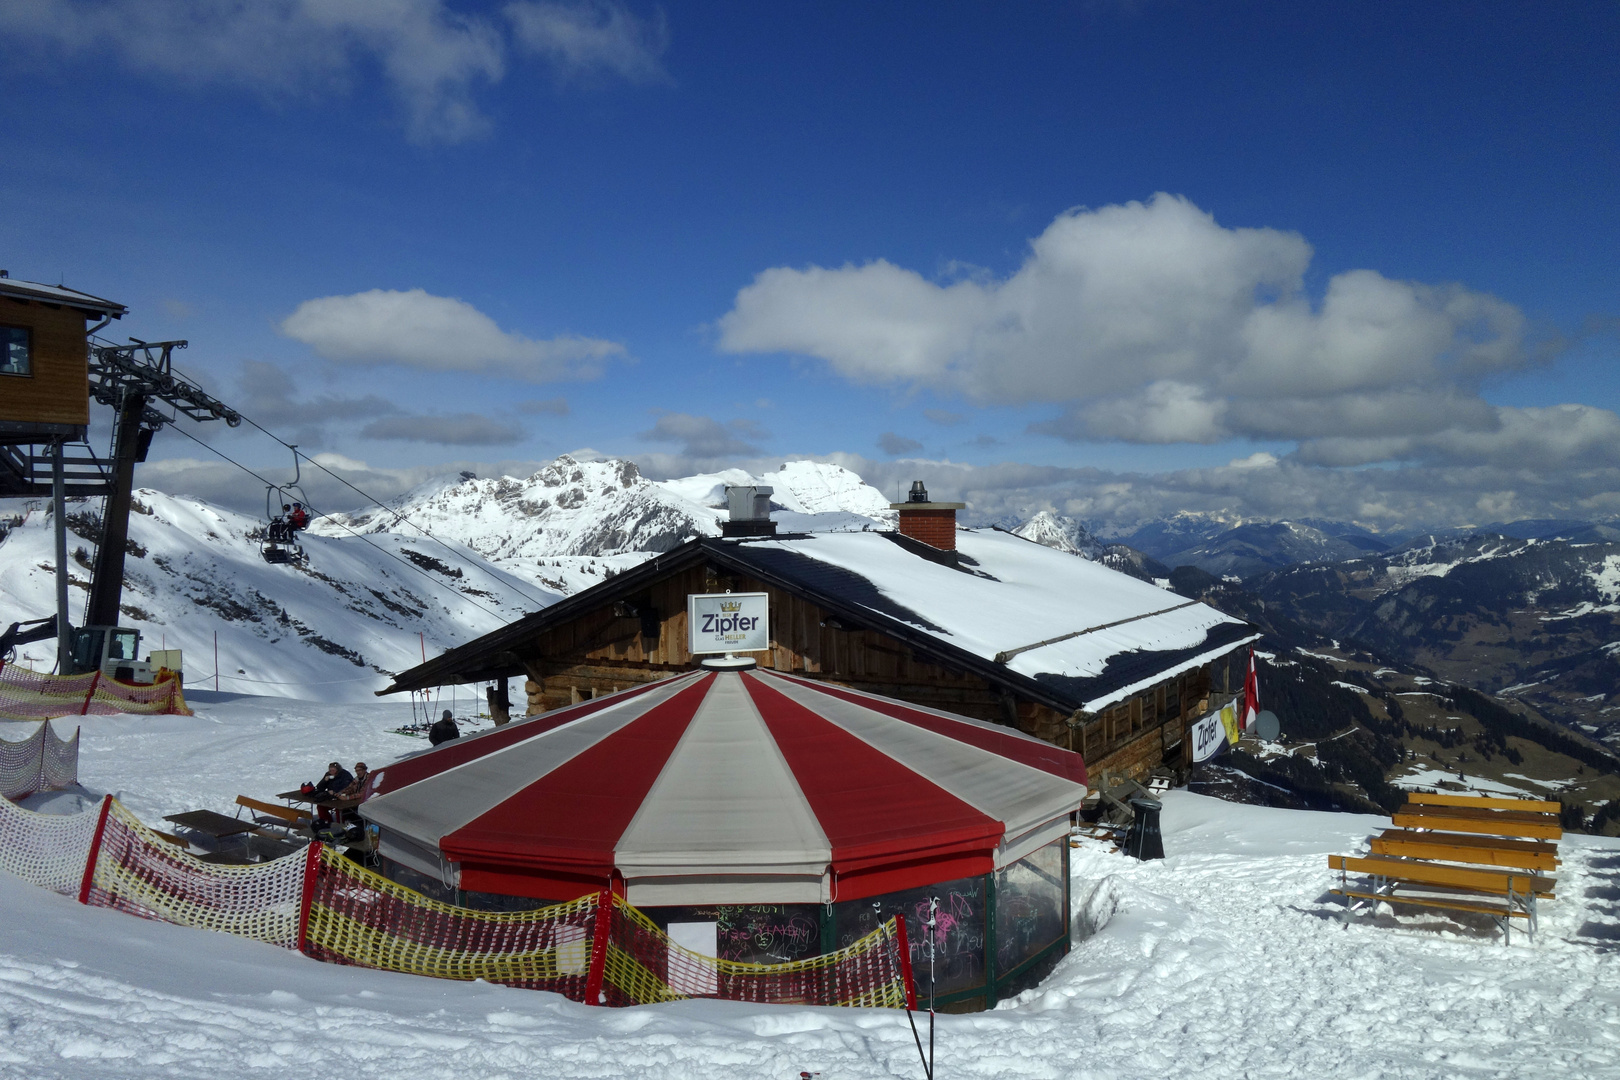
[0,492,551,702]
[3,693,1618,1079]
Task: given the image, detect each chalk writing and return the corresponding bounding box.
[994,839,1065,975]
[835,876,987,996]
[647,903,822,965]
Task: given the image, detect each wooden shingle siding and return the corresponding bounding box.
[511,560,1237,782]
[0,297,90,426]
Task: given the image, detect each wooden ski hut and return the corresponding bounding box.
[380,497,1258,782]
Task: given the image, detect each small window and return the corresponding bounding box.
[108,630,139,661]
[0,325,29,376]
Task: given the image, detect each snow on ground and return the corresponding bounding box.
[3,697,1620,1078]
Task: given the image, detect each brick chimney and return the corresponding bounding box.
[890,481,966,551]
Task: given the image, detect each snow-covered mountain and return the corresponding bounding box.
[1251,532,1620,740]
[1158,520,1374,578]
[316,455,893,593]
[0,490,550,701]
[0,458,896,699]
[1012,511,1105,558]
[1111,511,1248,559]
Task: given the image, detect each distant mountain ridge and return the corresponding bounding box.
[1247,533,1620,742]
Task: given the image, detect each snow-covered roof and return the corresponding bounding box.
[717,529,1255,713]
[0,277,126,317]
[383,526,1256,716]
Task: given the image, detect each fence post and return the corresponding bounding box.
[297,841,323,955]
[583,889,613,1005]
[892,914,917,1010]
[77,794,113,905]
[79,671,101,716]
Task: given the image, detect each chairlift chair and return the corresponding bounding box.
[259,447,311,566]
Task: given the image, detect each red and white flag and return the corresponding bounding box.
[1241,646,1260,731]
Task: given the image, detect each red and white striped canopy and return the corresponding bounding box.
[361,669,1088,906]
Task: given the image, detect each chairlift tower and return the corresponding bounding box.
[82,338,241,627]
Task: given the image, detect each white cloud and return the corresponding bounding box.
[506,0,669,83]
[1,0,668,143]
[717,193,1590,468]
[1,0,504,143]
[810,453,1620,534]
[361,412,527,445]
[639,412,767,458]
[517,397,570,415]
[235,360,400,430]
[877,432,923,456]
[280,288,624,382]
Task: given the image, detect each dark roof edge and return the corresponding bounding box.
[0,280,128,317]
[375,541,711,694]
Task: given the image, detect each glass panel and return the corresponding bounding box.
[644,904,822,965]
[107,630,139,661]
[994,839,1066,978]
[0,326,29,376]
[71,629,103,673]
[836,875,987,997]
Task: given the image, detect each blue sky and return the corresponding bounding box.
[2,1,1617,530]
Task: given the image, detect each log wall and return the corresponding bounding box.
[516,561,1243,781]
[0,296,90,426]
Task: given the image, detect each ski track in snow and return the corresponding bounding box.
[4,696,1620,1078]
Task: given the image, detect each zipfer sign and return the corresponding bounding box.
[687,592,770,654]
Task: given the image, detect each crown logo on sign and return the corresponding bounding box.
[719,600,742,612]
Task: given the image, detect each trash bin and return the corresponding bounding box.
[1124,797,1164,861]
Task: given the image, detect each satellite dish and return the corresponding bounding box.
[1254,710,1281,742]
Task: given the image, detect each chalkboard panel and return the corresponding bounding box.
[835,875,987,997]
[644,903,822,965]
[994,839,1065,977]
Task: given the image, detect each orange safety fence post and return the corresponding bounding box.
[893,914,917,1010]
[77,794,113,904]
[79,671,101,716]
[297,840,323,955]
[583,888,612,1005]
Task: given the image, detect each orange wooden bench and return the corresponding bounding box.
[1369,829,1559,872]
[1391,803,1562,841]
[1330,792,1562,945]
[1328,853,1549,944]
[235,795,313,836]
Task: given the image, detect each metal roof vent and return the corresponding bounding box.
[721,484,777,538]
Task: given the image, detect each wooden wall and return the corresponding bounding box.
[0,297,90,426]
[517,560,1243,782]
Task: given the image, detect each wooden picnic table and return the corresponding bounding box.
[163,809,259,839]
[277,789,361,811]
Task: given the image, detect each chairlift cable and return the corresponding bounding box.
[166,424,518,624]
[164,384,551,609]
